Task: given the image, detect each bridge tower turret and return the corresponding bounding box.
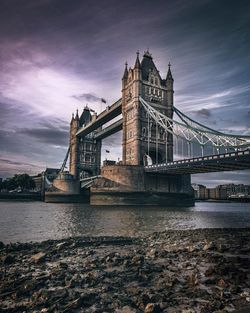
[122,50,174,165]
[69,110,79,179]
[166,62,174,161]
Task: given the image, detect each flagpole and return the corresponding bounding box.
[100,98,107,114]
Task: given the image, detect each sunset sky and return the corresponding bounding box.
[0,0,249,186]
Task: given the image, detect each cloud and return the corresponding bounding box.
[72,93,103,103]
[195,108,211,118]
[0,158,40,169]
[19,127,68,146]
[192,170,250,188]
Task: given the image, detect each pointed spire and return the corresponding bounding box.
[122,61,128,80]
[143,49,152,59]
[166,62,173,80]
[134,50,141,69]
[75,109,79,120]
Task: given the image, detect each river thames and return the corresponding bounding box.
[0,201,249,243]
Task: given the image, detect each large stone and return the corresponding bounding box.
[30,252,46,263]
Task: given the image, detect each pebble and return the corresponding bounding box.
[30,252,46,263]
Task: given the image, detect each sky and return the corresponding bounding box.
[0,0,249,186]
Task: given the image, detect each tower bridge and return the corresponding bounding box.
[55,50,250,205]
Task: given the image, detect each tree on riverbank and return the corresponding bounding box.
[0,174,35,192]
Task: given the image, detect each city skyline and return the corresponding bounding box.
[0,0,249,186]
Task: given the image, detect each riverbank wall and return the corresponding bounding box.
[0,192,41,201]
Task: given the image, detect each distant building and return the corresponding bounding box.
[192,183,250,200]
[103,160,116,166]
[192,183,206,200]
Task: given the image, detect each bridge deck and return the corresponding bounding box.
[145,150,250,174]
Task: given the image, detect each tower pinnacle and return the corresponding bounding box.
[75,109,79,120]
[166,61,173,81]
[122,61,128,80]
[134,50,141,69]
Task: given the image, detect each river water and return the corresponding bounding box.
[0,201,249,243]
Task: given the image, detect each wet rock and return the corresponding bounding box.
[217,278,227,288]
[146,249,158,259]
[30,252,46,263]
[115,306,137,313]
[144,303,160,313]
[187,273,199,287]
[205,265,215,276]
[203,241,215,251]
[2,254,15,264]
[131,255,144,265]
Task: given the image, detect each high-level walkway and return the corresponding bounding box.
[76,99,122,137]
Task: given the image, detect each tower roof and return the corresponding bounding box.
[141,50,159,81]
[79,106,92,127]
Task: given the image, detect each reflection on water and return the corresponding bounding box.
[0,201,249,243]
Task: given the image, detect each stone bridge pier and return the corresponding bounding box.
[91,165,194,206]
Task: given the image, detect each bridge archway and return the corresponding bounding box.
[144,150,164,165]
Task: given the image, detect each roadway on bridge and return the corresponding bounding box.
[145,150,250,174]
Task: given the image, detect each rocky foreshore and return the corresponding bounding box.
[1,229,250,313]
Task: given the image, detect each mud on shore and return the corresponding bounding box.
[0,229,250,313]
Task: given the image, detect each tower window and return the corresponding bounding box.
[127,130,133,139]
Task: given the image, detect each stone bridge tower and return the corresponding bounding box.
[122,50,174,166]
[69,107,101,180]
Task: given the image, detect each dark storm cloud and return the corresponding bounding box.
[72,93,103,103]
[19,127,68,146]
[0,95,69,147]
[0,158,39,169]
[195,109,211,118]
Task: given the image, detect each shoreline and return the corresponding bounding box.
[1,228,250,312]
[1,194,249,204]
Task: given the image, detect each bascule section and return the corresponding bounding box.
[122,50,174,166]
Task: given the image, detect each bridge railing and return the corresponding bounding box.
[145,149,250,169]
